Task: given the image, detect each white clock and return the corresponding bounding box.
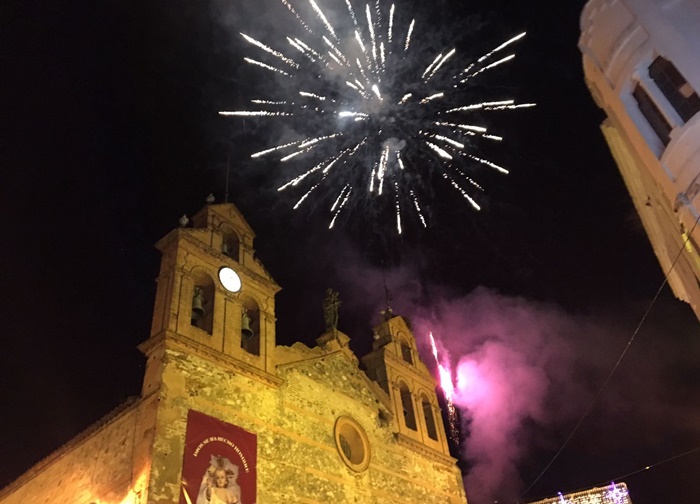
[218,266,242,293]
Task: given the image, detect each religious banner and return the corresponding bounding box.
[179,410,257,504]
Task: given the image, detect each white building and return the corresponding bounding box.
[580,0,700,320]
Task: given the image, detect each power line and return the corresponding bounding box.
[521,211,700,498]
[600,445,700,485]
[523,445,700,502]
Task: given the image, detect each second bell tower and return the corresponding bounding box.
[362,312,452,460]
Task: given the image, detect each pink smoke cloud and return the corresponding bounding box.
[328,252,700,504]
[413,289,579,503]
[330,256,587,501]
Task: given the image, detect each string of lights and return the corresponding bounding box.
[525,482,631,504]
[521,210,700,499]
[597,445,700,486]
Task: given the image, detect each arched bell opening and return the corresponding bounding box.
[398,335,413,364]
[399,382,417,431]
[240,294,260,356]
[221,226,240,262]
[420,394,438,441]
[191,272,215,335]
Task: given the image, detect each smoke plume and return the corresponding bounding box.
[411,289,580,503]
[326,250,700,504]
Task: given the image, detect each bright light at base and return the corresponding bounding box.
[528,482,632,504]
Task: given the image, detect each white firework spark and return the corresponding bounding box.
[425,141,453,160]
[251,139,302,158]
[309,0,338,40]
[220,0,533,231]
[242,57,291,76]
[388,4,395,42]
[404,18,415,51]
[461,54,514,81]
[241,33,300,68]
[420,92,444,104]
[219,110,292,117]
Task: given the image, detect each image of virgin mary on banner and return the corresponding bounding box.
[179,410,257,504]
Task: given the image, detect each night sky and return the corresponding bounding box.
[2,0,699,503]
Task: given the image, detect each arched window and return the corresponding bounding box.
[191,272,215,335]
[421,395,438,441]
[240,294,260,356]
[221,227,240,262]
[649,56,700,123]
[399,383,417,431]
[633,84,672,146]
[399,336,413,364]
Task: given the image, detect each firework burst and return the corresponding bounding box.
[221,0,534,232]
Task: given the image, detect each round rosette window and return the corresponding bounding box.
[334,416,370,472]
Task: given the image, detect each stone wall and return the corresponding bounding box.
[1,339,467,504]
[0,399,154,504]
[147,342,467,504]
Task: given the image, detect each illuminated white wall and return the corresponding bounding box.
[580,0,700,320]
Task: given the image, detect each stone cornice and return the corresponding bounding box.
[139,331,283,388]
[383,349,437,385]
[395,433,457,466]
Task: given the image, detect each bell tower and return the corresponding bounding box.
[140,198,281,395]
[362,312,451,458]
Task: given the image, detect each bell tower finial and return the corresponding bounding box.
[381,269,394,321]
[224,154,231,203]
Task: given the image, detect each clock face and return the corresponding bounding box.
[218,266,242,293]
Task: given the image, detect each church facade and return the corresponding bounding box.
[0,202,468,504]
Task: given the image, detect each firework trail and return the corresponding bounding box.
[429,332,460,443]
[221,0,533,232]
